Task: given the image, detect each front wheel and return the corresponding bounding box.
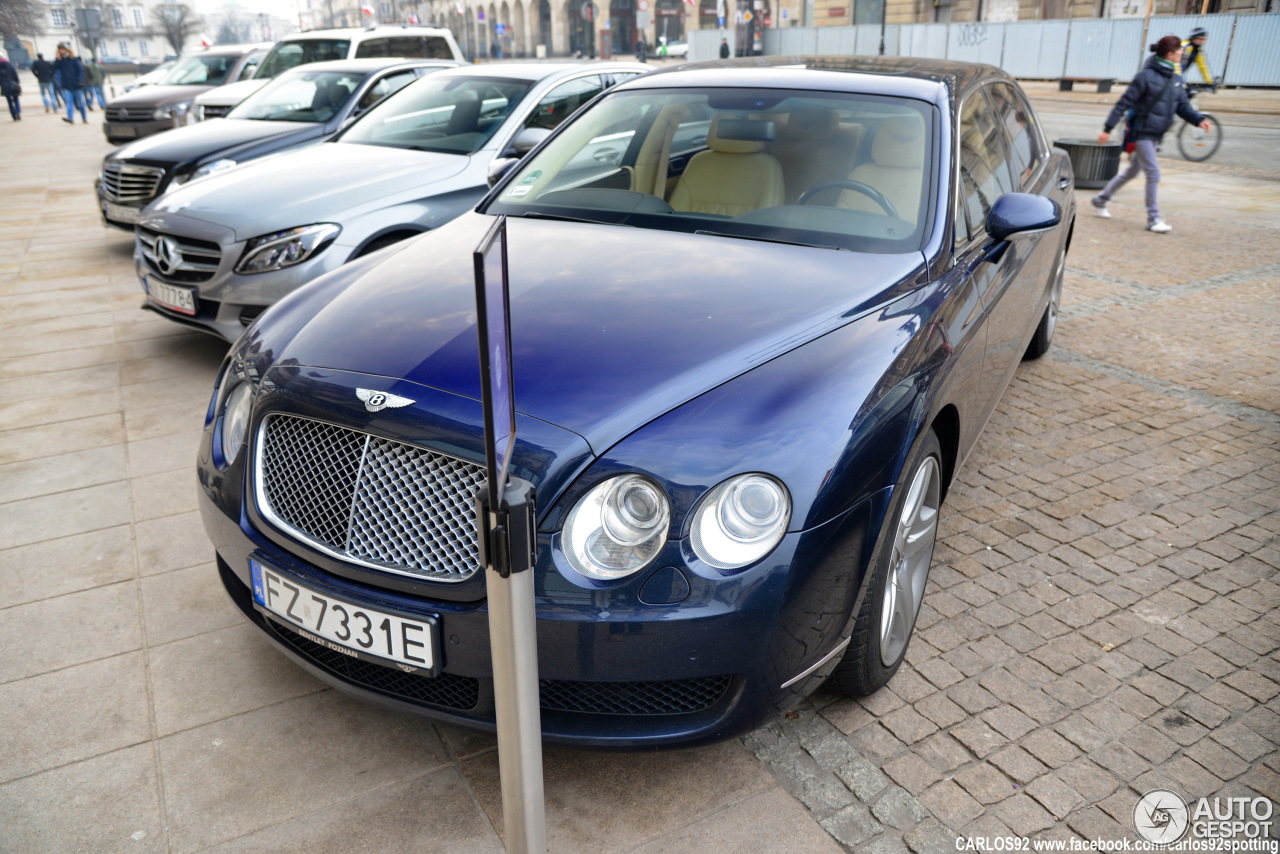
[1024,244,1065,360]
[825,430,943,697]
[1178,113,1222,162]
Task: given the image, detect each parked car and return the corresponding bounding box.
[193,55,1072,748]
[193,25,465,121]
[135,61,651,339]
[98,58,457,230]
[658,39,688,58]
[103,44,270,143]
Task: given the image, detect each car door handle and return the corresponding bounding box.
[1058,176,1072,190]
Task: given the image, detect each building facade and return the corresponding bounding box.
[6,1,198,65]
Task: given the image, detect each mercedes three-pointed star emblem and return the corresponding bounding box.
[153,236,180,276]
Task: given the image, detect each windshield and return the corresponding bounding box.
[229,69,365,122]
[339,74,533,155]
[255,39,351,80]
[487,88,936,254]
[160,54,240,86]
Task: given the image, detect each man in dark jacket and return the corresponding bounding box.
[1091,35,1209,233]
[32,52,61,111]
[0,55,21,121]
[53,44,88,124]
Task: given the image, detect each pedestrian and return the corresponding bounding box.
[1181,27,1213,86]
[32,52,60,112]
[490,38,502,60]
[54,43,88,124]
[719,37,730,59]
[0,53,21,121]
[1091,35,1210,234]
[636,36,647,63]
[85,59,108,110]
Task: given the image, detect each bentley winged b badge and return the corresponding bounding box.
[356,389,414,413]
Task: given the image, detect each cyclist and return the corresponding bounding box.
[1181,27,1213,86]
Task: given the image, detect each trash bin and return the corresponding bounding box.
[1054,139,1122,189]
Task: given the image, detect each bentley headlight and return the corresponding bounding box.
[235,224,341,274]
[220,381,254,465]
[691,474,790,570]
[563,474,670,580]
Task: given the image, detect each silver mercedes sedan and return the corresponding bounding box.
[133,61,650,341]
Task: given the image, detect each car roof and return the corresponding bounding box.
[274,57,458,75]
[627,55,1008,104]
[285,26,453,40]
[428,60,651,82]
[196,42,273,56]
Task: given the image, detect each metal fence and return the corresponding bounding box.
[689,13,1280,86]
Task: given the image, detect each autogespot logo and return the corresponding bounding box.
[1135,789,1191,844]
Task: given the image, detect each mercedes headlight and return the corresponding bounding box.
[562,474,670,580]
[235,224,341,274]
[690,474,790,570]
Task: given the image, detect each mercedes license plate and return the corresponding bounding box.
[103,201,140,225]
[250,558,438,674]
[143,276,196,315]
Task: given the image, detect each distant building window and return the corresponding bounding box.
[133,7,145,27]
[111,7,124,27]
[51,8,69,26]
[119,40,129,56]
[139,40,149,55]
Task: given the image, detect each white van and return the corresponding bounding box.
[193,26,464,120]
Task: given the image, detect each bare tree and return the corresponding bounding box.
[210,7,253,44]
[59,0,119,58]
[151,3,202,55]
[0,0,44,41]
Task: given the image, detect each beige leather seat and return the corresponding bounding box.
[771,108,864,204]
[669,116,785,217]
[838,114,926,224]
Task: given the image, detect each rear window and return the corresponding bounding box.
[256,39,352,79]
[354,36,456,60]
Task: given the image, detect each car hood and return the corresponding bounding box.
[108,118,318,165]
[146,142,470,240]
[194,78,268,106]
[270,212,927,453]
[108,83,212,107]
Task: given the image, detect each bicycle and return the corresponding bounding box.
[1178,83,1222,162]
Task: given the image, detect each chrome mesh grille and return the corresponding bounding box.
[101,162,164,204]
[257,414,486,582]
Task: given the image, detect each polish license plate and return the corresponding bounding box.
[109,124,136,138]
[103,201,140,224]
[250,558,438,674]
[143,275,196,315]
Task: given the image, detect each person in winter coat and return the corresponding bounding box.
[0,54,21,121]
[32,53,62,111]
[1091,35,1210,234]
[84,59,108,109]
[1181,27,1213,86]
[54,44,89,124]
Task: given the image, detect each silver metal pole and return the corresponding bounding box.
[486,553,547,854]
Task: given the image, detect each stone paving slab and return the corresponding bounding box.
[0,81,1276,853]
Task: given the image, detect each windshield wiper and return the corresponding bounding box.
[513,211,619,226]
[694,230,845,251]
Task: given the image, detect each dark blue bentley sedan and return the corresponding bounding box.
[198,56,1074,748]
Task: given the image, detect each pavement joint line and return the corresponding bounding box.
[1063,263,1280,319]
[1048,347,1280,432]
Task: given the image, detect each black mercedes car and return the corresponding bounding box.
[97,58,456,230]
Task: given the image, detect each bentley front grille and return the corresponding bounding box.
[255,414,487,583]
[101,162,164,204]
[137,227,221,284]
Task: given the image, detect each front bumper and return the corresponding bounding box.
[104,118,178,143]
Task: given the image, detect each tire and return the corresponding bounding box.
[1023,243,1065,360]
[824,429,944,697]
[1177,113,1222,162]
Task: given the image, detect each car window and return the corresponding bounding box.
[986,82,1043,189]
[339,75,534,155]
[488,88,935,255]
[356,69,421,112]
[236,53,264,82]
[957,88,1015,240]
[525,75,604,132]
[354,36,457,60]
[162,54,237,85]
[256,39,352,80]
[229,70,364,122]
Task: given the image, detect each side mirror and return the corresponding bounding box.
[986,192,1060,242]
[503,126,551,158]
[487,157,520,188]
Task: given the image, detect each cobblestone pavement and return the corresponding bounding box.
[0,79,1277,853]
